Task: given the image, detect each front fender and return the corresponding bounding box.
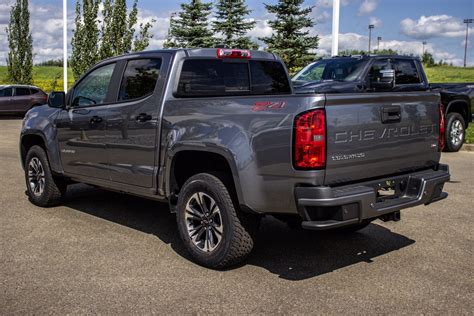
[20,105,63,174]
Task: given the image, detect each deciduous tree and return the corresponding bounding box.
[72,0,154,79]
[6,0,33,84]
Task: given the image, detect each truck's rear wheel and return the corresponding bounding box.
[176,173,256,269]
[25,145,67,207]
[445,112,465,152]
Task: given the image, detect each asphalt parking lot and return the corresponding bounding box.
[0,118,473,314]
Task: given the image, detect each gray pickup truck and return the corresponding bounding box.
[20,49,450,268]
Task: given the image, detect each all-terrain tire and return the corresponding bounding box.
[176,173,257,269]
[25,145,67,207]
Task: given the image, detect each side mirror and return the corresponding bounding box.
[48,92,66,109]
[370,69,395,90]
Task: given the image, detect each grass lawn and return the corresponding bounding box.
[424,66,474,83]
[466,124,474,144]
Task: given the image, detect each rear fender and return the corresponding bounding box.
[164,144,244,205]
[445,98,470,127]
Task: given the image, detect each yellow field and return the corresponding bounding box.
[0,66,75,92]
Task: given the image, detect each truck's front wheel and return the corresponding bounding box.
[445,112,466,152]
[176,173,257,269]
[25,145,67,207]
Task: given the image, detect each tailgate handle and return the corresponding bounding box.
[381,106,401,123]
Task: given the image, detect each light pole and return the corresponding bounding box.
[63,0,67,92]
[331,0,340,56]
[377,36,382,51]
[368,24,374,53]
[463,19,473,67]
[422,41,427,55]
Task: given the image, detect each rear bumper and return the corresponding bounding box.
[295,164,450,230]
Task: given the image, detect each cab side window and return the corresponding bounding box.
[72,63,116,107]
[392,59,421,85]
[368,59,391,83]
[118,59,162,101]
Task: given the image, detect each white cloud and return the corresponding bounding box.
[248,20,273,39]
[316,32,368,55]
[358,0,377,16]
[315,32,466,66]
[400,15,473,39]
[0,2,71,66]
[315,0,350,8]
[369,16,382,27]
[312,10,331,24]
[0,3,12,24]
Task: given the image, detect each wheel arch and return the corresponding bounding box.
[166,146,245,210]
[20,132,48,170]
[20,131,63,175]
[445,99,470,128]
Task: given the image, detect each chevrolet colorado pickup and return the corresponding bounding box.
[20,49,450,268]
[294,56,473,152]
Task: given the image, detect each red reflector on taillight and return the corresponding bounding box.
[216,48,251,59]
[293,109,326,169]
[439,103,445,152]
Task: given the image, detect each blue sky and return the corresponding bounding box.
[0,0,473,66]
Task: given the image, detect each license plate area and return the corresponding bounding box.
[372,179,408,202]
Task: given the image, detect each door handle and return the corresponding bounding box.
[381,106,401,123]
[72,108,90,115]
[136,113,152,122]
[90,115,103,124]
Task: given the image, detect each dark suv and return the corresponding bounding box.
[0,85,47,116]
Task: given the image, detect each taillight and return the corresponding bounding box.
[438,103,445,152]
[293,109,326,169]
[216,48,251,59]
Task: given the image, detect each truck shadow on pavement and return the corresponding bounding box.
[63,184,415,281]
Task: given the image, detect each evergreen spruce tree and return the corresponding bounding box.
[164,0,214,48]
[213,0,256,49]
[6,0,33,84]
[163,14,178,49]
[261,0,319,71]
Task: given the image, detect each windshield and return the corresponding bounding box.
[293,58,368,82]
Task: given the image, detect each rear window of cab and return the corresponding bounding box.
[175,59,291,97]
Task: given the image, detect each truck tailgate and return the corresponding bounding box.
[324,92,441,186]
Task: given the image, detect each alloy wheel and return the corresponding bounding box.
[450,119,464,147]
[184,192,224,252]
[28,157,45,196]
